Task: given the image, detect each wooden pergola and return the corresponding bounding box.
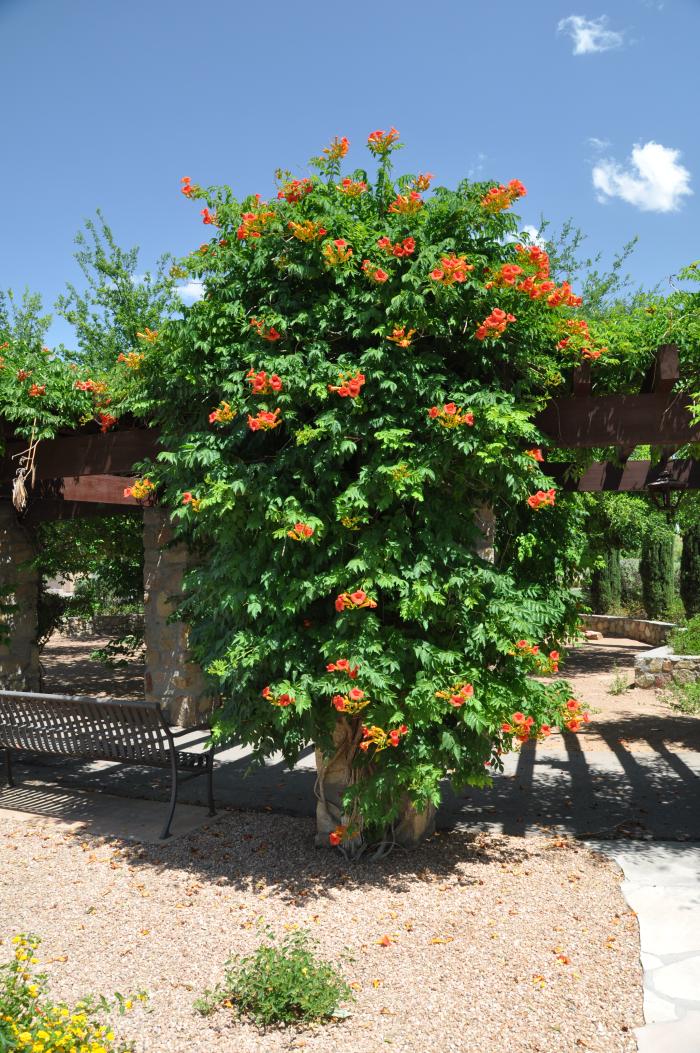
[1,344,698,521]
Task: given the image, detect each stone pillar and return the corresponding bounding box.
[0,504,40,690]
[142,507,211,726]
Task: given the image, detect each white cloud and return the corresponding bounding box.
[592,141,692,212]
[175,280,205,302]
[558,15,625,54]
[588,136,610,152]
[468,152,487,180]
[520,225,546,248]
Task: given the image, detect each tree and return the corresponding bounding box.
[0,288,52,350]
[55,210,178,374]
[680,522,700,617]
[640,525,675,620]
[122,130,601,852]
[542,218,640,317]
[591,549,622,613]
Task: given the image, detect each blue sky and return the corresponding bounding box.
[1,0,698,348]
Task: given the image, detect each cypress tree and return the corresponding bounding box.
[590,549,622,613]
[680,523,700,617]
[640,527,675,620]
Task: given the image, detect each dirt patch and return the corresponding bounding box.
[40,631,145,699]
[538,637,700,756]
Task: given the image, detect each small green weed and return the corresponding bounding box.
[664,679,700,715]
[608,667,630,695]
[195,929,353,1027]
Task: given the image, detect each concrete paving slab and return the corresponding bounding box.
[622,884,700,957]
[592,841,700,1050]
[635,1010,700,1053]
[642,989,678,1025]
[600,842,700,887]
[653,955,700,1003]
[13,744,700,841]
[0,781,217,843]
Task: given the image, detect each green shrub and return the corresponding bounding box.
[680,523,700,618]
[89,633,144,668]
[619,557,644,615]
[640,527,675,620]
[668,614,700,655]
[195,930,352,1027]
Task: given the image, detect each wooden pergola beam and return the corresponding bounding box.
[29,474,140,505]
[535,393,698,447]
[0,429,160,483]
[20,500,141,525]
[544,459,700,492]
[642,344,679,394]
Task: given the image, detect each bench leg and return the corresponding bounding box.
[206,751,216,817]
[3,747,13,789]
[161,752,178,840]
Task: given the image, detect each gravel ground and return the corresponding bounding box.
[0,810,642,1053]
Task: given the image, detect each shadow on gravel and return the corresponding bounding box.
[40,633,145,699]
[101,818,540,902]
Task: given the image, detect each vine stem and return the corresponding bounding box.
[11,422,40,512]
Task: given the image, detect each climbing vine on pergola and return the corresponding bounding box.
[1,128,699,852]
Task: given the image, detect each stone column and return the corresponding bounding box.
[142,507,211,726]
[0,503,40,690]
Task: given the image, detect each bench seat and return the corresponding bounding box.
[0,690,217,838]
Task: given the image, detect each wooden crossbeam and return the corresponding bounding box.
[21,500,141,524]
[535,393,698,447]
[544,459,700,492]
[30,475,139,505]
[0,429,159,483]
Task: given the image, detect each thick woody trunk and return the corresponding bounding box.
[314,717,360,848]
[314,716,436,851]
[0,506,40,691]
[315,502,494,851]
[473,502,496,563]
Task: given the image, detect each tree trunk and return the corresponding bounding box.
[314,717,436,851]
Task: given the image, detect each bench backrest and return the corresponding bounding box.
[0,691,172,764]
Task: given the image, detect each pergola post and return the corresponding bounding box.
[0,504,40,690]
[142,506,211,726]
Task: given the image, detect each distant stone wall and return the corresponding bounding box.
[142,507,211,726]
[581,614,676,647]
[635,645,700,688]
[64,613,145,639]
[0,505,40,690]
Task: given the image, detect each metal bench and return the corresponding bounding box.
[0,690,216,839]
